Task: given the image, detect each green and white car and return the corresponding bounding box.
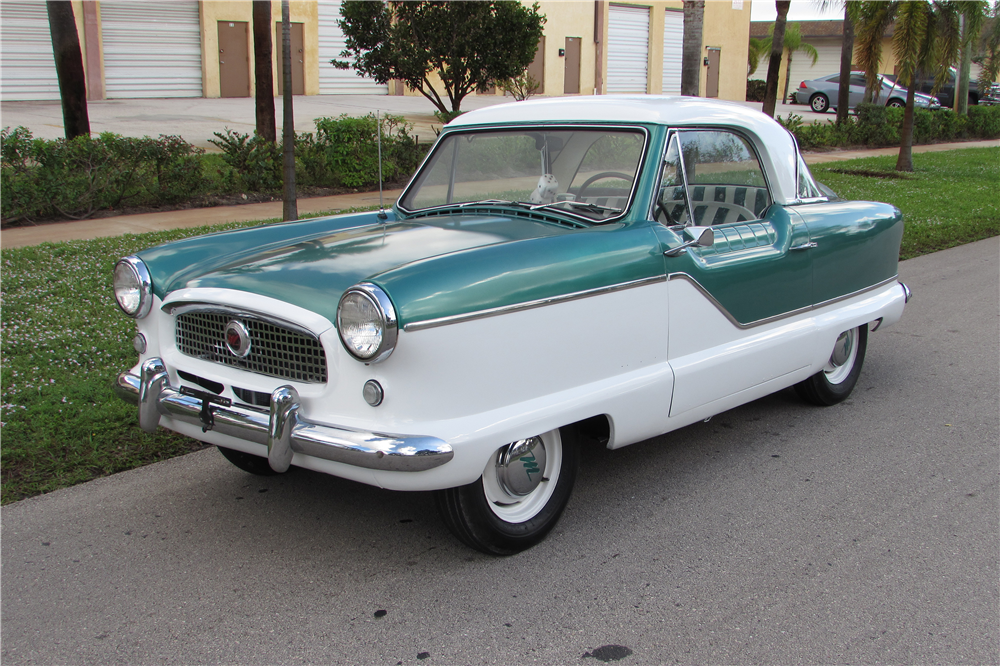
[113,96,910,555]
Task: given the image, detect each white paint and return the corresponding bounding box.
[662,10,684,96]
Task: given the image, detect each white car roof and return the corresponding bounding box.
[449,95,803,204]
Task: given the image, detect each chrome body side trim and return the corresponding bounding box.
[402,275,667,332]
[899,281,912,303]
[666,273,901,330]
[114,360,453,473]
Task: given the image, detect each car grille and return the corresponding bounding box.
[175,311,327,383]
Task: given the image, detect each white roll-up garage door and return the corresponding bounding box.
[101,1,203,99]
[1,1,61,102]
[317,1,387,95]
[786,40,841,89]
[661,9,683,95]
[607,5,649,94]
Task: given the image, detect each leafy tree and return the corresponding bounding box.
[333,1,545,118]
[46,0,89,139]
[682,0,705,96]
[762,0,791,117]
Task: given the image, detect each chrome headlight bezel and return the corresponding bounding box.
[337,283,398,363]
[113,256,153,319]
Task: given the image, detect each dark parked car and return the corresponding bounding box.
[886,68,979,108]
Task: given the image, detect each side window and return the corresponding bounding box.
[654,130,771,226]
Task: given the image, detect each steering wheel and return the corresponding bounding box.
[577,171,634,199]
[655,200,679,225]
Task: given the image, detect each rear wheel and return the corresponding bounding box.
[218,446,281,476]
[810,94,830,113]
[795,325,868,406]
[435,428,578,555]
[886,98,905,108]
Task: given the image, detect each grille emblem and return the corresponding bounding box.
[225,320,251,358]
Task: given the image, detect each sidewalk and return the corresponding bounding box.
[1,139,996,250]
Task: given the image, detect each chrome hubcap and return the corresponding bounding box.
[495,437,546,497]
[830,330,853,367]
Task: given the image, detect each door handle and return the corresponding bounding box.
[790,241,817,251]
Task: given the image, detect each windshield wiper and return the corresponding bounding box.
[456,199,529,208]
[529,200,622,214]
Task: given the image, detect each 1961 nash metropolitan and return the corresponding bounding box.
[114,96,910,554]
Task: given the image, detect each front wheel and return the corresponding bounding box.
[795,325,868,406]
[886,98,905,108]
[435,428,579,555]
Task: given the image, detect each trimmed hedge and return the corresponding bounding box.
[1,128,206,224]
[779,104,1000,150]
[2,114,424,224]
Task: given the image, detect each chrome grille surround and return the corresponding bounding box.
[174,308,327,383]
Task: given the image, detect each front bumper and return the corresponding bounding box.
[115,358,453,474]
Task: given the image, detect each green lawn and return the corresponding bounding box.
[2,147,997,503]
[810,147,999,259]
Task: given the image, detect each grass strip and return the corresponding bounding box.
[2,148,998,503]
[810,147,999,259]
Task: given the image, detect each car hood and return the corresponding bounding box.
[140,209,569,323]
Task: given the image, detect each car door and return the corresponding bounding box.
[651,130,816,417]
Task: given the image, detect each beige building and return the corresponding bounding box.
[1,0,751,104]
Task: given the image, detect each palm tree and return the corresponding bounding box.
[762,0,791,116]
[46,0,89,139]
[854,0,987,171]
[764,23,820,102]
[682,1,705,96]
[747,37,768,76]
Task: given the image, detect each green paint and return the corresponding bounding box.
[521,453,540,477]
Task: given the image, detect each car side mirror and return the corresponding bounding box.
[664,225,714,256]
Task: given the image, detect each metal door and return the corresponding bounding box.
[564,37,581,94]
[218,21,250,98]
[0,1,60,101]
[706,47,720,98]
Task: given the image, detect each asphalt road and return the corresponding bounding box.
[3,238,998,666]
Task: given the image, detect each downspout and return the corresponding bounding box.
[594,1,604,95]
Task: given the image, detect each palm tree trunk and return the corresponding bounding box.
[896,85,916,172]
[762,1,791,117]
[681,0,705,96]
[782,51,794,102]
[46,0,90,139]
[837,7,854,125]
[253,0,276,143]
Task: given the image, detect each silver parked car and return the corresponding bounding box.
[792,72,942,113]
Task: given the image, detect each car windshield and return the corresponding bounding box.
[399,127,646,223]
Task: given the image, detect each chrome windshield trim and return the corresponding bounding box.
[667,274,901,330]
[403,275,666,332]
[397,124,650,226]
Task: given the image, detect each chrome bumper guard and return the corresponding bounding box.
[114,358,453,474]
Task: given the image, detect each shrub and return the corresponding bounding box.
[306,113,419,189]
[207,129,283,192]
[499,73,541,101]
[1,128,206,223]
[967,105,1000,137]
[746,79,767,102]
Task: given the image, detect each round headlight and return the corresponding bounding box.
[337,283,397,363]
[113,256,153,318]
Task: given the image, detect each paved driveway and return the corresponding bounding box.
[2,238,997,665]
